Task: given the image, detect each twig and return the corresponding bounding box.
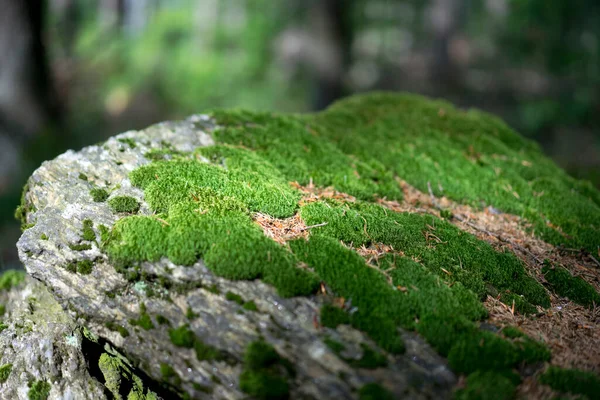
[300,222,328,231]
[427,181,442,210]
[589,255,600,268]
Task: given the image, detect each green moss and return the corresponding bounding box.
[358,383,394,400]
[225,291,244,305]
[156,315,170,326]
[542,261,600,308]
[95,93,598,388]
[15,182,35,230]
[194,340,223,361]
[168,325,195,348]
[82,219,96,241]
[206,284,221,294]
[301,201,549,309]
[105,195,318,298]
[68,243,92,251]
[0,323,8,333]
[98,224,110,245]
[28,380,51,400]
[323,336,345,355]
[144,148,184,161]
[0,304,5,316]
[0,270,25,291]
[239,341,291,400]
[22,222,36,231]
[0,363,12,383]
[90,188,110,202]
[78,173,88,181]
[160,363,181,385]
[539,366,600,398]
[185,307,197,320]
[320,304,350,328]
[105,321,130,337]
[109,196,140,214]
[351,344,388,369]
[99,353,122,399]
[129,303,154,330]
[118,138,137,149]
[243,300,258,311]
[40,233,48,240]
[454,371,518,400]
[77,260,94,275]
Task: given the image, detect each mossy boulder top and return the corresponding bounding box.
[15,93,600,400]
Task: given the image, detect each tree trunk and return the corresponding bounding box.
[0,0,60,191]
[309,0,353,110]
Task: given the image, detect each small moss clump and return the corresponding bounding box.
[225,291,244,305]
[454,370,518,400]
[90,188,109,202]
[542,261,600,308]
[351,344,388,369]
[239,341,291,400]
[243,300,258,311]
[358,383,394,400]
[40,233,48,240]
[156,315,170,326]
[160,363,181,385]
[105,321,130,337]
[323,336,346,355]
[0,323,8,333]
[78,173,88,181]
[28,380,51,400]
[0,270,25,291]
[82,219,96,241]
[168,324,222,361]
[109,196,140,214]
[0,363,12,383]
[76,260,93,275]
[539,366,600,398]
[129,303,154,330]
[68,243,92,251]
[320,304,351,328]
[168,325,196,348]
[118,137,137,149]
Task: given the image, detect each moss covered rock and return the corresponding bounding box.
[16,93,600,399]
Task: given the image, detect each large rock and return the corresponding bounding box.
[0,271,106,399]
[14,93,600,399]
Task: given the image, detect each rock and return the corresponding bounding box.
[15,93,600,399]
[0,271,106,400]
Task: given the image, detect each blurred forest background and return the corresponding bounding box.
[1,0,599,271]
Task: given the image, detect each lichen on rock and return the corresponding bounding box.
[15,93,600,399]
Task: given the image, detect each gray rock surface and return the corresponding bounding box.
[16,116,456,399]
[0,274,107,400]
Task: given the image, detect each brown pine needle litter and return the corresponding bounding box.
[251,180,600,398]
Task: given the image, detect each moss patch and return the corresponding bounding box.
[90,188,109,202]
[168,324,224,362]
[129,303,154,330]
[105,321,130,337]
[239,341,292,400]
[454,370,518,400]
[98,349,158,400]
[358,383,394,400]
[28,380,51,400]
[539,366,600,398]
[0,270,25,291]
[0,363,12,383]
[109,196,140,214]
[82,219,96,241]
[542,261,600,308]
[95,93,600,395]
